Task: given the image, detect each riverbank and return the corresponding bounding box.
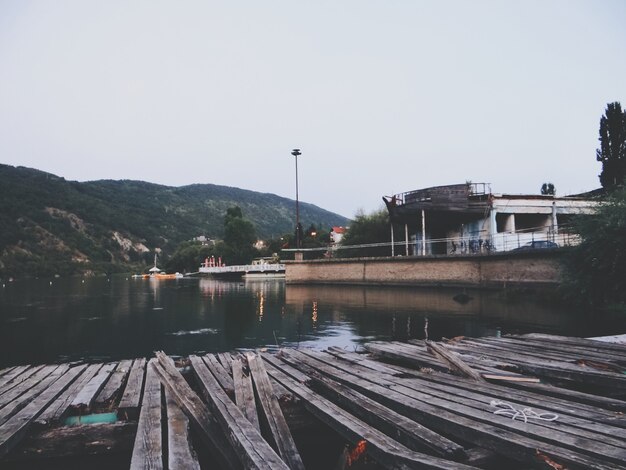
[1,334,625,469]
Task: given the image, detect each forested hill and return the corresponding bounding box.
[0,164,349,278]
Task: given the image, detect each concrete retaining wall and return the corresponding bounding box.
[285,251,564,288]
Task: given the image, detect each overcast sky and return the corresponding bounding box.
[1,1,625,218]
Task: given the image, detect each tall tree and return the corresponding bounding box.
[565,187,626,308]
[596,102,626,189]
[223,206,258,264]
[541,183,555,195]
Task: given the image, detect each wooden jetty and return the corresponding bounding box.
[0,333,625,469]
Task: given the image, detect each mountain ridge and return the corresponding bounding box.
[0,164,349,278]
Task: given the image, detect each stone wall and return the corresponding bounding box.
[285,251,564,288]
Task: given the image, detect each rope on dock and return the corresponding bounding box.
[489,400,559,423]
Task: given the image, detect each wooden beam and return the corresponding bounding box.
[261,355,477,470]
[36,363,101,425]
[150,352,240,469]
[130,359,163,470]
[119,358,146,420]
[188,354,290,469]
[0,365,85,458]
[247,353,305,470]
[165,386,200,470]
[70,363,117,413]
[0,366,69,427]
[95,359,133,407]
[426,341,486,382]
[232,357,260,430]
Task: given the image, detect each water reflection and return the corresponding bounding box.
[0,277,618,368]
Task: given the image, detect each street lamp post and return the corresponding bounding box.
[291,148,302,248]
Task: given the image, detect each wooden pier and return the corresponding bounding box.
[1,334,625,469]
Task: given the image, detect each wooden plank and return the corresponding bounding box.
[0,366,31,387]
[130,359,163,470]
[518,333,626,354]
[202,354,235,396]
[70,362,117,412]
[0,365,60,411]
[261,356,478,470]
[232,357,260,430]
[426,341,486,382]
[218,352,234,373]
[8,422,137,460]
[150,353,241,469]
[444,342,626,391]
[188,354,290,470]
[471,336,626,365]
[247,353,305,470]
[119,358,146,419]
[165,387,201,470]
[321,348,626,455]
[345,351,626,430]
[0,366,16,379]
[0,365,46,398]
[283,349,626,470]
[0,364,85,458]
[0,366,68,427]
[36,363,102,425]
[94,359,133,406]
[294,355,467,459]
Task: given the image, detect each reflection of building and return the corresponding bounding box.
[383,183,597,254]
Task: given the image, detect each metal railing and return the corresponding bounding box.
[282,225,580,259]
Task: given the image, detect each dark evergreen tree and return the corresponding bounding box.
[541,183,555,195]
[596,102,626,189]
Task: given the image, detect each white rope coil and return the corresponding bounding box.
[490,400,559,423]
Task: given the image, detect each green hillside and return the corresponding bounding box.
[0,164,348,278]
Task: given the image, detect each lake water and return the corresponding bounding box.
[0,276,619,368]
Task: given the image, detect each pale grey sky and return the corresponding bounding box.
[1,1,625,218]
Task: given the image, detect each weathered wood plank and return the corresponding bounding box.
[94,359,133,406]
[0,366,31,387]
[8,422,137,460]
[283,348,626,470]
[165,387,201,470]
[232,357,260,430]
[150,353,241,469]
[189,354,290,470]
[36,363,103,425]
[300,359,467,459]
[0,366,68,427]
[218,352,234,373]
[0,364,86,458]
[0,366,16,379]
[0,365,46,398]
[70,362,117,412]
[118,358,146,420]
[261,355,478,470]
[444,341,626,391]
[426,341,486,382]
[0,365,60,411]
[247,353,305,470]
[202,354,235,396]
[518,333,626,354]
[130,359,163,470]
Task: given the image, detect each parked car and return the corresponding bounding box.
[513,240,559,251]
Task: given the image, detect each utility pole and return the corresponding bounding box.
[291,148,302,248]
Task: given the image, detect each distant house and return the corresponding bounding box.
[330,226,347,244]
[193,236,216,246]
[383,183,597,255]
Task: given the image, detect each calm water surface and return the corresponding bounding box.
[0,276,617,368]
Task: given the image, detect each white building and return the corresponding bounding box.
[383,183,597,255]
